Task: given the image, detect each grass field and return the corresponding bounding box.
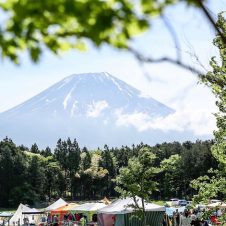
[152,200,165,206]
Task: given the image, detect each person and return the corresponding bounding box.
[75,214,80,222]
[53,215,59,226]
[172,212,176,226]
[190,216,201,226]
[47,213,52,225]
[79,214,86,226]
[89,214,98,226]
[175,209,181,226]
[201,220,209,226]
[163,213,170,226]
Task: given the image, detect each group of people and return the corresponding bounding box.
[46,213,98,226]
[163,207,225,226]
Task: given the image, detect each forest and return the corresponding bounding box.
[0,137,218,208]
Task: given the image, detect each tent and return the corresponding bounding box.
[51,203,79,223]
[97,197,165,226]
[70,202,107,222]
[0,212,13,226]
[9,204,43,226]
[22,208,44,214]
[71,203,107,212]
[45,198,67,212]
[0,212,13,217]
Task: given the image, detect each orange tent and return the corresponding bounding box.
[51,203,78,223]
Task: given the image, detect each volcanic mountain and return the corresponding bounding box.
[0,72,191,148]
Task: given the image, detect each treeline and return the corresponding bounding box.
[0,137,218,207]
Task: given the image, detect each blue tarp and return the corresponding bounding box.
[166,207,186,217]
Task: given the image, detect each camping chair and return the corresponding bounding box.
[210,216,221,225]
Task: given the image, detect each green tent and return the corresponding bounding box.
[98,197,165,226]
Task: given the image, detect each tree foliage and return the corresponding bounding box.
[0,0,214,64]
[115,147,160,225]
[0,137,217,207]
[191,12,226,203]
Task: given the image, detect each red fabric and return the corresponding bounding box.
[210,215,221,225]
[75,214,81,221]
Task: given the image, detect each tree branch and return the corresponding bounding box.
[161,15,182,62]
[197,0,226,45]
[128,47,204,76]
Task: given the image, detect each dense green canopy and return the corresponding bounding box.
[0,137,217,207]
[0,0,212,64]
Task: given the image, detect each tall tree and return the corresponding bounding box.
[54,138,81,199]
[30,143,40,154]
[115,147,160,226]
[191,13,226,203]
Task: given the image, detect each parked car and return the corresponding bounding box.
[178,199,187,206]
[210,199,221,203]
[170,198,179,206]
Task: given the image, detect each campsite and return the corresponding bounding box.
[0,0,225,226]
[1,197,226,226]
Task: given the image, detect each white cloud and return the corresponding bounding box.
[87,100,109,118]
[115,107,216,136]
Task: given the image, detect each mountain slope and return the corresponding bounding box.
[0,72,186,148]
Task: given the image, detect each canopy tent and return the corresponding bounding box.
[0,212,13,225]
[71,203,107,212]
[51,203,79,223]
[98,197,165,214]
[22,208,44,215]
[0,212,13,217]
[45,198,67,212]
[70,202,107,222]
[51,203,78,213]
[97,197,165,226]
[9,204,43,226]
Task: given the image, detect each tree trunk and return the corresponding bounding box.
[141,198,147,226]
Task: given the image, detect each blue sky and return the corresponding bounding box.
[0,0,225,138]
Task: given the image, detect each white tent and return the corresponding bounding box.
[71,202,107,212]
[207,202,221,208]
[98,197,165,226]
[9,204,36,226]
[45,198,67,211]
[98,197,165,214]
[22,208,44,214]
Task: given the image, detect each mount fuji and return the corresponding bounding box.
[0,72,195,148]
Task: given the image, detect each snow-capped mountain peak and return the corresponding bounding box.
[0,72,177,148]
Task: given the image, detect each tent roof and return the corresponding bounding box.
[98,197,165,214]
[22,208,44,214]
[71,202,107,212]
[51,203,79,213]
[9,204,32,224]
[45,198,67,211]
[0,212,13,217]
